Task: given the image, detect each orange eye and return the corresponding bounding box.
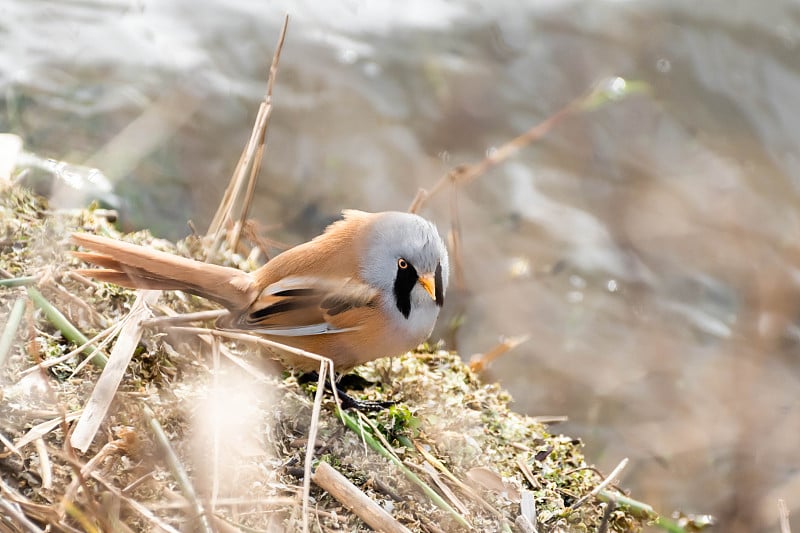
[397,258,408,269]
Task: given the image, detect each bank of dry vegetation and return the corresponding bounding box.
[0,19,711,533]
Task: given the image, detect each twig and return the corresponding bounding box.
[15,411,82,449]
[531,415,568,424]
[70,290,160,452]
[468,334,530,373]
[26,286,108,367]
[0,297,25,367]
[19,322,121,376]
[418,462,470,517]
[43,278,108,328]
[143,405,214,533]
[517,456,540,490]
[597,497,616,533]
[211,336,221,513]
[0,497,45,532]
[570,457,628,511]
[217,343,274,383]
[302,360,330,533]
[34,437,52,489]
[407,91,582,215]
[312,461,412,533]
[60,439,124,519]
[413,439,504,518]
[166,326,336,371]
[779,499,791,533]
[0,430,22,457]
[87,468,183,533]
[141,309,227,327]
[516,489,537,533]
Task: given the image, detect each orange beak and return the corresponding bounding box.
[418,274,436,301]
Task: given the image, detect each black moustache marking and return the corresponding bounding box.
[393,261,418,319]
[434,262,444,307]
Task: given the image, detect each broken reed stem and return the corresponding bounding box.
[15,411,82,449]
[414,440,503,518]
[778,499,791,533]
[21,321,120,376]
[313,461,412,533]
[302,360,329,533]
[518,490,537,533]
[143,405,214,533]
[26,285,108,367]
[469,334,531,373]
[210,336,221,513]
[408,91,581,215]
[207,15,289,256]
[0,296,25,367]
[141,309,227,327]
[230,14,289,253]
[34,438,52,490]
[70,290,160,452]
[0,497,46,532]
[571,457,628,510]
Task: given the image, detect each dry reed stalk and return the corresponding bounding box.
[468,334,531,373]
[407,90,583,215]
[70,290,161,452]
[418,461,470,517]
[15,411,82,449]
[779,499,791,533]
[0,297,25,368]
[570,457,629,511]
[302,360,329,533]
[518,489,538,533]
[312,461,412,533]
[206,15,289,253]
[413,439,504,519]
[19,322,120,376]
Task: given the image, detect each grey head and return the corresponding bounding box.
[359,211,449,336]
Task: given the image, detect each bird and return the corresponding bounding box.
[72,210,449,373]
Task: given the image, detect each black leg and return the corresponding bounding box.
[299,372,397,412]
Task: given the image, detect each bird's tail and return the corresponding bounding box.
[71,232,257,312]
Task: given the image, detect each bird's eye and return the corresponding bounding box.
[397,258,408,269]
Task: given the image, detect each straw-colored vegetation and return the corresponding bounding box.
[0,18,713,533]
[0,183,655,532]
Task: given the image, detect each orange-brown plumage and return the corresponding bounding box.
[72,210,449,372]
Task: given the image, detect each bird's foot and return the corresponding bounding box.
[299,372,397,412]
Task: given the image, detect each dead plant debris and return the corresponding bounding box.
[0,185,664,532]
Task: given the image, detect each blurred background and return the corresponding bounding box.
[3,1,800,531]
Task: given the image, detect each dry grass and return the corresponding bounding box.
[0,184,660,532]
[0,22,706,533]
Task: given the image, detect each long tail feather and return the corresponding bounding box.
[71,232,258,312]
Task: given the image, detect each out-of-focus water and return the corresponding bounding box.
[4,1,800,530]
